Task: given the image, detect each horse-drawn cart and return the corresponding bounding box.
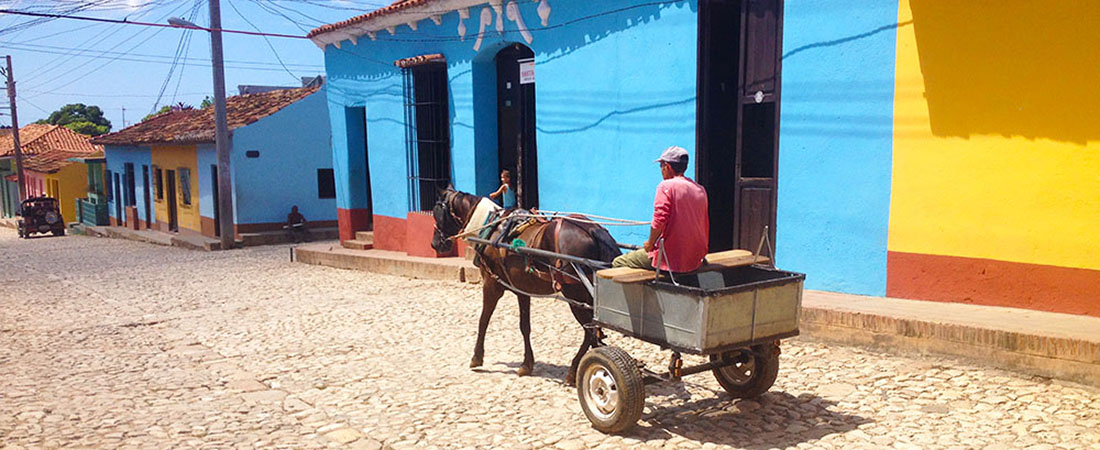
[581,255,805,432]
[466,229,805,433]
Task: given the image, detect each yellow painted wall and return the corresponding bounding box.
[890,0,1100,270]
[44,163,88,223]
[151,145,201,233]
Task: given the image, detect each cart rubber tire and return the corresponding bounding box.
[710,344,780,399]
[577,346,645,434]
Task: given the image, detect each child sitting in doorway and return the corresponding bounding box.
[488,168,517,209]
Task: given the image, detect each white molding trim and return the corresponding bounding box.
[313,0,494,49]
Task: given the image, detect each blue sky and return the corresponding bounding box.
[0,0,383,130]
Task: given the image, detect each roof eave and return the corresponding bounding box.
[311,0,489,49]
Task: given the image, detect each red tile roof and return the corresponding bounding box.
[0,125,103,173]
[308,0,432,38]
[0,124,62,156]
[23,150,104,174]
[91,85,321,146]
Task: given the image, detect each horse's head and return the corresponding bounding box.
[430,186,464,254]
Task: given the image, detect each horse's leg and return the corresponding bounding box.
[564,302,596,386]
[471,273,505,368]
[516,294,534,376]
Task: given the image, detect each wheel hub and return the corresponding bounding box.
[718,355,756,385]
[584,367,619,419]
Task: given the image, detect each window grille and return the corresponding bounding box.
[402,61,451,211]
[179,168,192,206]
[153,166,163,200]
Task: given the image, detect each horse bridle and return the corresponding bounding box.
[435,190,471,241]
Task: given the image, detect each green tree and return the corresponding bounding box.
[142,105,172,122]
[200,96,213,109]
[33,103,112,136]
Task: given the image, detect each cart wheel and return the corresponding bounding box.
[710,343,780,399]
[577,346,645,433]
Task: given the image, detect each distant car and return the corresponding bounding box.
[17,196,66,238]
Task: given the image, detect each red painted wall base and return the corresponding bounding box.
[337,208,373,242]
[887,251,1100,317]
[406,211,454,258]
[372,214,406,252]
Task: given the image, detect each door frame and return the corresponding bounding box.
[695,0,783,252]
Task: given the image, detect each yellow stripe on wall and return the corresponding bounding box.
[890,0,1100,270]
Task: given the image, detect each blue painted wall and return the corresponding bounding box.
[232,87,336,225]
[776,0,899,295]
[324,0,698,245]
[103,145,153,223]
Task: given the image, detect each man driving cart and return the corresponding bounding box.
[613,145,709,273]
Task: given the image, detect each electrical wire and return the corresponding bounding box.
[226,0,300,82]
[151,0,202,113]
[0,8,310,39]
[2,41,323,69]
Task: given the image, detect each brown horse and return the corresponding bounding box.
[430,187,621,384]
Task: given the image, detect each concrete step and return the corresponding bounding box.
[354,231,374,244]
[341,239,373,250]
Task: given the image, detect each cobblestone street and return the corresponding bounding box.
[1,229,1098,449]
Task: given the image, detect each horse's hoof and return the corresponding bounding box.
[470,356,483,368]
[564,373,576,387]
[517,365,532,377]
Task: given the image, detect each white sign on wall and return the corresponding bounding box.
[519,59,535,84]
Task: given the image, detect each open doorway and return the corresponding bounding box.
[495,43,538,209]
[165,169,179,232]
[697,0,782,253]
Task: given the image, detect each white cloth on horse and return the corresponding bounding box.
[462,198,502,238]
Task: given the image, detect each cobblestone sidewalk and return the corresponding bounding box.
[0,230,1097,449]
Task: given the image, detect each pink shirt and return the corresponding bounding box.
[648,176,709,272]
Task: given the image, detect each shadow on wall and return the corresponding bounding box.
[910,0,1100,144]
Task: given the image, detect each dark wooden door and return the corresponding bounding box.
[142,165,151,228]
[166,169,178,232]
[697,0,782,254]
[496,43,538,209]
[113,173,122,225]
[210,165,220,237]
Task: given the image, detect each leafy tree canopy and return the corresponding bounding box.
[200,96,213,109]
[141,102,194,122]
[142,105,172,122]
[32,103,112,136]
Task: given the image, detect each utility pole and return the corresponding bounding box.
[3,55,26,201]
[121,106,126,128]
[208,0,234,250]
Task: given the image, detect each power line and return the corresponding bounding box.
[1,41,323,69]
[0,8,310,39]
[152,0,203,113]
[227,0,299,82]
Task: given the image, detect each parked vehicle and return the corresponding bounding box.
[17,196,66,238]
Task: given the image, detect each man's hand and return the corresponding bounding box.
[643,239,654,252]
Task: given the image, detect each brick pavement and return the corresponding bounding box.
[1,229,1098,449]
